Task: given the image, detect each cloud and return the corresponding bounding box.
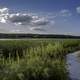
[76,6,80,14]
[32,18,49,26]
[0,7,9,23]
[0,8,50,28]
[30,27,46,31]
[9,13,33,25]
[0,7,9,14]
[11,29,21,33]
[60,9,72,17]
[0,7,55,33]
[9,14,50,26]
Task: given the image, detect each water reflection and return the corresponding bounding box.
[66,51,80,80]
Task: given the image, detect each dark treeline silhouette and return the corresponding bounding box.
[0,33,80,39]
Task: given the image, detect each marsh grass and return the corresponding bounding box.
[0,39,79,80]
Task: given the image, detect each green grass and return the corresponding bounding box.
[0,39,80,80]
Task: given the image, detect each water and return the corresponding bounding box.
[66,51,80,80]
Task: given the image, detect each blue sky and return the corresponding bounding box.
[0,0,80,35]
[0,0,79,12]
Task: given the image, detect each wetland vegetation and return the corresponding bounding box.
[0,39,80,80]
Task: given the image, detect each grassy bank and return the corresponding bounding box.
[0,39,80,80]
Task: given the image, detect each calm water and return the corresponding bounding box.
[66,51,80,80]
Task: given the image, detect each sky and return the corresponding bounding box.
[0,0,80,35]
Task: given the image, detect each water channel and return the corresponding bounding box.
[66,51,80,80]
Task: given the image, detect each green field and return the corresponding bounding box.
[0,39,80,80]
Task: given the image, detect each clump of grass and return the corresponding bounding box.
[0,52,67,80]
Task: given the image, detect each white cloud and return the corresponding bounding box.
[0,7,55,33]
[0,18,6,23]
[60,9,72,17]
[30,27,46,31]
[32,18,49,26]
[9,13,33,25]
[11,29,21,33]
[0,8,9,14]
[76,6,80,14]
[0,8,9,23]
[0,8,50,27]
[9,14,50,27]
